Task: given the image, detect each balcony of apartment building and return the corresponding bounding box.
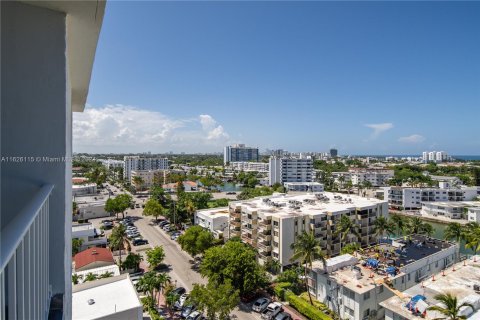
[1,2,105,319]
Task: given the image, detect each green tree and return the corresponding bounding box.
[341,242,361,255]
[427,293,473,320]
[109,224,129,266]
[105,193,132,220]
[72,238,84,255]
[372,216,395,240]
[390,214,407,236]
[132,176,144,190]
[189,280,240,320]
[184,198,197,224]
[200,240,268,297]
[84,272,98,282]
[146,246,166,269]
[72,201,78,216]
[464,222,480,255]
[178,225,215,257]
[143,198,165,222]
[86,166,107,186]
[122,253,143,272]
[334,215,360,253]
[290,231,327,305]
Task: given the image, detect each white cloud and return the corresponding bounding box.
[398,134,426,144]
[364,122,394,139]
[73,104,230,152]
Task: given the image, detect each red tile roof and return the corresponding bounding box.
[74,247,114,270]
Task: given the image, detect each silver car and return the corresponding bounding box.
[252,297,271,313]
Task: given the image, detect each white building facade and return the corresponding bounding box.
[194,208,230,238]
[269,156,314,185]
[123,156,169,180]
[332,169,394,187]
[384,186,479,210]
[284,182,324,192]
[230,161,269,173]
[224,144,259,164]
[0,1,105,319]
[229,193,388,268]
[72,223,107,250]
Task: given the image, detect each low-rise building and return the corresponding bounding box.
[72,223,107,250]
[73,265,120,284]
[284,182,324,192]
[73,247,115,272]
[76,195,110,220]
[195,207,230,238]
[100,159,124,170]
[380,256,480,320]
[230,161,269,173]
[72,183,97,196]
[229,192,388,269]
[162,181,198,192]
[421,201,480,220]
[384,186,479,210]
[332,169,394,187]
[468,205,480,223]
[130,169,160,189]
[72,274,143,320]
[308,235,459,320]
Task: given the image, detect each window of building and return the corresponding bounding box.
[273,241,279,247]
[363,309,370,318]
[344,307,354,317]
[364,291,370,300]
[273,221,279,226]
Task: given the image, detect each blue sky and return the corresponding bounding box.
[74,1,480,155]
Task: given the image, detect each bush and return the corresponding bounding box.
[273,282,291,301]
[285,290,331,320]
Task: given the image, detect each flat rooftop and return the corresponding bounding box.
[311,235,456,294]
[76,195,108,206]
[380,256,480,319]
[72,274,141,320]
[197,207,230,217]
[72,223,94,232]
[230,192,386,219]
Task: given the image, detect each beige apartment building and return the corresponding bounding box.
[229,193,388,269]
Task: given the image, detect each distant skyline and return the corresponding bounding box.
[74,1,480,154]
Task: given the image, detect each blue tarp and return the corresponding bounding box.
[386,266,396,276]
[366,258,379,268]
[406,295,426,310]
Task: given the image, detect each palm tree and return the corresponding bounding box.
[407,217,424,234]
[390,215,406,236]
[444,222,465,260]
[335,215,360,253]
[154,272,171,302]
[84,272,98,282]
[72,273,83,285]
[132,176,144,190]
[290,231,327,305]
[185,199,197,224]
[464,222,480,255]
[110,224,129,266]
[427,293,473,320]
[420,223,434,237]
[372,216,395,241]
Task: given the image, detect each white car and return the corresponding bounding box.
[186,311,202,320]
[261,302,283,320]
[174,293,189,310]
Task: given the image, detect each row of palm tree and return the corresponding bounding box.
[72,271,114,284]
[445,221,480,254]
[136,271,172,303]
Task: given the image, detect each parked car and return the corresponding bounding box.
[261,302,283,320]
[127,232,140,239]
[158,221,169,227]
[252,297,271,313]
[186,311,202,320]
[132,238,148,246]
[226,191,236,195]
[126,226,138,231]
[163,225,171,232]
[274,312,292,320]
[174,293,189,310]
[171,287,186,296]
[181,304,197,318]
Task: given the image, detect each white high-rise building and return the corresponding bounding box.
[269,156,313,185]
[422,150,449,163]
[224,144,259,164]
[123,156,170,180]
[1,1,105,319]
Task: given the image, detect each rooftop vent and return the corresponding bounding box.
[87,299,95,305]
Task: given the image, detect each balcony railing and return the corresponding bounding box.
[0,184,53,320]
